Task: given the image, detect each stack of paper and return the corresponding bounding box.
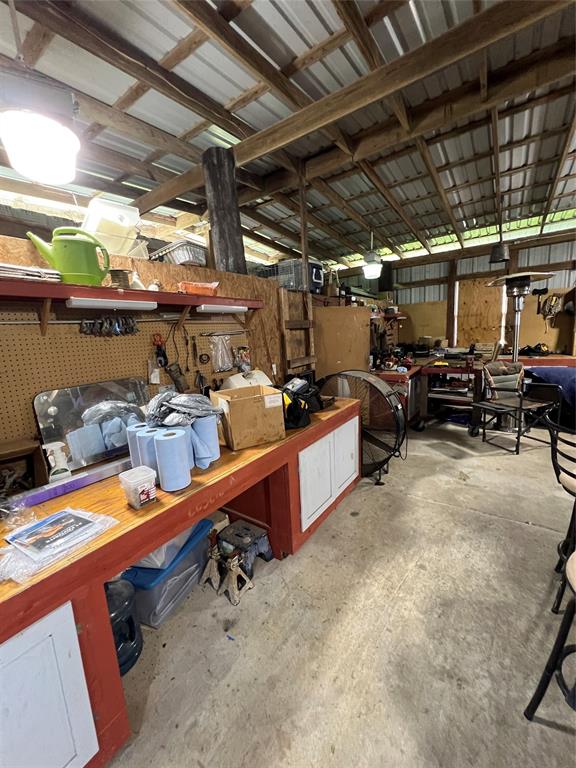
[0,262,61,282]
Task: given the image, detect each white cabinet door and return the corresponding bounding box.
[0,602,98,768]
[332,416,360,496]
[299,432,334,532]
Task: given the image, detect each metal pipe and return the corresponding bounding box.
[512,295,524,362]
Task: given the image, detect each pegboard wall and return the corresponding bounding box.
[0,312,249,441]
[0,235,285,442]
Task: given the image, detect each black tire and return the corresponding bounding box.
[411,419,426,432]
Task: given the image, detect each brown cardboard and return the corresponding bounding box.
[210,385,285,450]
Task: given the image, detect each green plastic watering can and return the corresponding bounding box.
[27,227,110,286]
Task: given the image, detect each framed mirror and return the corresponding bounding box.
[34,378,149,472]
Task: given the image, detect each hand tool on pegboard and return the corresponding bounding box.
[152,333,168,367]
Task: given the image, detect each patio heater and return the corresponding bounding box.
[488,272,555,361]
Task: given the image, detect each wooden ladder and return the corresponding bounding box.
[278,288,315,377]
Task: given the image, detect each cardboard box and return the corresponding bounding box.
[210,385,285,450]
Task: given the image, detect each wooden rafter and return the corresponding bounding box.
[415,137,464,247]
[490,108,503,238]
[14,0,254,140]
[539,113,576,234]
[241,208,337,262]
[83,0,251,143]
[174,0,351,155]
[134,4,572,213]
[271,193,362,260]
[333,0,410,132]
[358,161,431,252]
[308,178,402,256]
[20,22,54,67]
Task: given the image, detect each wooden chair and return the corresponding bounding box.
[472,363,562,454]
[546,416,576,614]
[524,553,576,720]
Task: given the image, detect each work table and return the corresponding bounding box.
[0,398,360,768]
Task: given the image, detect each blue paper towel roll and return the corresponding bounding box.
[180,425,195,469]
[191,416,220,469]
[154,429,191,492]
[137,428,163,472]
[126,422,147,467]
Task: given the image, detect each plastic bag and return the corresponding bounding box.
[0,508,117,583]
[210,335,233,372]
[147,393,222,427]
[0,499,36,530]
[82,401,145,426]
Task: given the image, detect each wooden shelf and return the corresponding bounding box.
[0,278,264,310]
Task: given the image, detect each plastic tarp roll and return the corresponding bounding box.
[126,422,147,467]
[137,428,163,473]
[154,429,191,492]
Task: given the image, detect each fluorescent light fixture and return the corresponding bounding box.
[362,250,383,280]
[66,297,158,311]
[196,304,249,314]
[379,254,401,262]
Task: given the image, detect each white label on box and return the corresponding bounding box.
[264,393,282,409]
[218,397,229,414]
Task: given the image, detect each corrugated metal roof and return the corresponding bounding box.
[0,0,573,261]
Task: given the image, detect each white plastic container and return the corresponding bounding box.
[119,465,157,510]
[82,199,140,256]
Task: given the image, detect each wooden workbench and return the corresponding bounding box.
[0,399,360,768]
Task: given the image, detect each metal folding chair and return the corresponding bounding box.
[546,415,576,613]
[473,382,562,455]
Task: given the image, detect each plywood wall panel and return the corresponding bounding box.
[457,279,502,347]
[397,301,447,343]
[313,306,371,379]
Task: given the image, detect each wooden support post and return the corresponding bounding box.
[206,227,216,270]
[299,179,310,292]
[202,146,247,274]
[446,261,457,346]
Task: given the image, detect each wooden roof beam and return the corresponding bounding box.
[174,0,352,155]
[415,137,464,247]
[134,1,571,213]
[14,0,254,140]
[358,161,431,252]
[20,22,54,67]
[240,208,337,262]
[271,193,362,261]
[539,113,576,234]
[333,0,410,132]
[308,178,402,256]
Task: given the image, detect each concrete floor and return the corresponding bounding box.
[113,425,575,768]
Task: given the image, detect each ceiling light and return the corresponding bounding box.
[489,242,510,263]
[0,110,80,185]
[0,69,80,185]
[362,250,382,280]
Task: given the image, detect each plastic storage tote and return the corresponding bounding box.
[81,199,140,256]
[134,526,194,569]
[122,519,212,628]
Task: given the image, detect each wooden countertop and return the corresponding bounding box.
[0,399,358,606]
